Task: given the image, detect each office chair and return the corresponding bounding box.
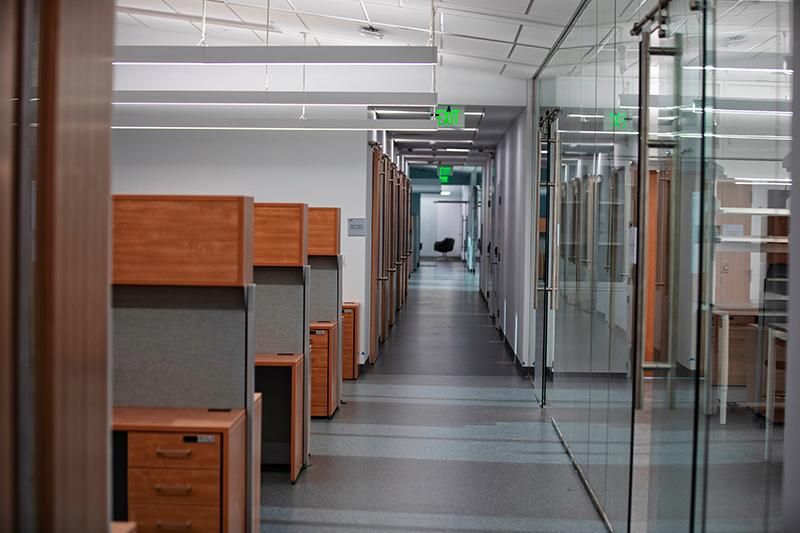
[434,237,455,260]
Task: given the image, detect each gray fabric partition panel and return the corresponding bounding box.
[309,256,339,323]
[113,286,248,409]
[253,267,305,354]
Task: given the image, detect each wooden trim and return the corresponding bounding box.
[0,0,17,527]
[253,203,308,267]
[35,0,114,530]
[255,353,304,366]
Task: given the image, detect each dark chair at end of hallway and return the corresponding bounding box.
[434,237,455,260]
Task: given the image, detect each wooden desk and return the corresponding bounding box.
[342,303,360,380]
[255,353,304,482]
[310,322,340,418]
[111,522,137,533]
[113,405,248,533]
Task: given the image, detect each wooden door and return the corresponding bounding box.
[380,156,391,341]
[35,0,114,530]
[0,0,18,528]
[369,146,382,362]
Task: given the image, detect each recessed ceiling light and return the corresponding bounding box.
[440,191,452,196]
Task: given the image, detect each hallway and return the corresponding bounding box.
[262,261,604,532]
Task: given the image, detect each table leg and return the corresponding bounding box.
[719,314,729,424]
[764,327,776,461]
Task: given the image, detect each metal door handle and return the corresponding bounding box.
[378,277,389,281]
[388,268,397,272]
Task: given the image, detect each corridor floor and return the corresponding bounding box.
[262,261,605,532]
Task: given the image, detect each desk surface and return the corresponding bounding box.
[256,353,304,366]
[111,522,137,533]
[311,321,337,330]
[113,405,246,432]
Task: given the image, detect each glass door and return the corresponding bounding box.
[534,110,560,405]
[631,1,707,530]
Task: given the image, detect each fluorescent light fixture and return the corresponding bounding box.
[374,110,483,116]
[403,147,470,152]
[683,65,793,75]
[393,138,473,143]
[566,142,615,147]
[111,117,437,132]
[113,91,438,107]
[374,109,432,115]
[703,108,792,117]
[440,190,452,196]
[113,45,438,66]
[558,130,637,136]
[567,114,604,119]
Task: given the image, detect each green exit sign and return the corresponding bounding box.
[438,165,452,184]
[435,106,465,129]
[608,111,628,130]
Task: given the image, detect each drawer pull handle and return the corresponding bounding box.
[156,521,192,530]
[155,484,193,495]
[155,448,192,458]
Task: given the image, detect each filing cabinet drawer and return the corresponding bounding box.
[129,431,221,470]
[129,467,220,505]
[129,503,220,533]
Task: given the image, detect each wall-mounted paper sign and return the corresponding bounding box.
[347,218,366,236]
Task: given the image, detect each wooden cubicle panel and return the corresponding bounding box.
[253,203,308,267]
[113,195,254,286]
[368,145,382,363]
[34,0,115,529]
[0,0,16,527]
[308,207,341,256]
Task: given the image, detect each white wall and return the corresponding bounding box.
[111,129,371,362]
[419,187,466,258]
[493,94,534,365]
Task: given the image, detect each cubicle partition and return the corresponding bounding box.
[368,145,413,359]
[252,203,310,482]
[111,195,259,533]
[308,207,343,416]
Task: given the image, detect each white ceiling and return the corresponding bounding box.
[115,0,583,78]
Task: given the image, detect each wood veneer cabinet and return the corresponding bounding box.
[113,195,253,286]
[310,322,339,417]
[255,354,304,482]
[342,303,360,380]
[113,398,262,533]
[308,207,341,256]
[253,203,308,267]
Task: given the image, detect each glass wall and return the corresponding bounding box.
[532,0,792,531]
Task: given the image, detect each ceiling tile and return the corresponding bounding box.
[291,0,366,21]
[442,13,519,42]
[443,34,513,60]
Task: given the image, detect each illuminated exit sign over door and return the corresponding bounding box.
[438,165,452,184]
[435,106,465,129]
[607,111,628,130]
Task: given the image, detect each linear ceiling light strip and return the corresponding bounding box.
[113,46,438,65]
